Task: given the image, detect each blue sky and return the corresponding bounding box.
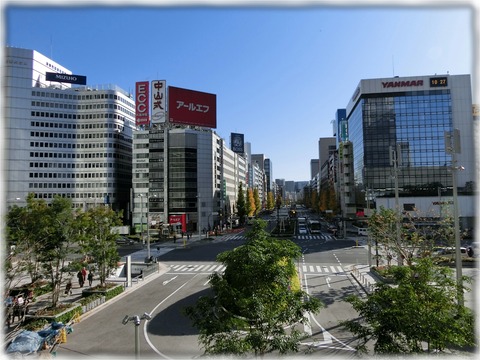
[3,2,476,182]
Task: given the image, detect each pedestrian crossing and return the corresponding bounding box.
[301,264,345,274]
[295,234,336,241]
[221,234,336,242]
[167,263,345,275]
[168,263,226,273]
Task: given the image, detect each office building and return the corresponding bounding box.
[4,47,135,218]
[132,126,246,235]
[343,74,475,227]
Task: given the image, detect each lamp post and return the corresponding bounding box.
[197,194,201,239]
[146,195,151,260]
[122,312,152,359]
[445,129,464,306]
[138,194,144,245]
[390,144,403,266]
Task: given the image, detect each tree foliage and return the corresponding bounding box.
[236,182,246,224]
[253,188,261,215]
[6,195,83,307]
[5,193,124,307]
[77,205,122,286]
[185,219,322,357]
[342,258,475,354]
[247,188,256,217]
[368,206,460,266]
[266,191,275,211]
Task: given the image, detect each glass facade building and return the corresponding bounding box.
[345,75,474,201]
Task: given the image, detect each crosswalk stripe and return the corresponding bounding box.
[316,265,322,272]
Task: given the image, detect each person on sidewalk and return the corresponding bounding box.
[87,271,94,287]
[77,270,84,287]
[65,280,72,296]
[81,267,87,284]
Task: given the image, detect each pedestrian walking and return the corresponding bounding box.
[81,267,87,283]
[77,270,84,287]
[173,234,176,243]
[87,271,94,287]
[65,280,72,296]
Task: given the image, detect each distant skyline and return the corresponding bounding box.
[3,1,476,182]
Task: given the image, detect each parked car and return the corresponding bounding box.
[116,236,134,245]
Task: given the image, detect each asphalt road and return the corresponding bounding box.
[55,229,374,358]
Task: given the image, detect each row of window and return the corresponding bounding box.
[30,191,114,200]
[29,171,130,179]
[32,89,134,109]
[31,120,126,131]
[30,130,129,143]
[31,110,132,122]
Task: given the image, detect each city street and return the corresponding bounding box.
[56,230,372,358]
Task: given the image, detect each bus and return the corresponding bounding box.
[308,220,321,234]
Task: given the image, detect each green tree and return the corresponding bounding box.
[78,205,122,287]
[253,188,261,215]
[185,219,322,357]
[266,191,275,211]
[236,182,246,224]
[342,257,475,354]
[6,195,83,307]
[6,194,49,287]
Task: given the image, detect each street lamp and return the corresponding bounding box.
[121,312,152,359]
[445,128,464,306]
[197,194,202,239]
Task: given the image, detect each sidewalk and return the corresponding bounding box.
[4,231,225,336]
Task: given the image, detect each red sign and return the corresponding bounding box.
[135,81,150,126]
[168,86,217,128]
[169,214,187,232]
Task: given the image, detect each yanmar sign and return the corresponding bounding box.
[382,79,424,88]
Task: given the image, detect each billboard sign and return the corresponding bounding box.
[168,86,216,128]
[151,80,166,124]
[46,72,86,85]
[135,81,150,126]
[231,133,245,153]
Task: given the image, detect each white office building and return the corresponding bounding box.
[4,47,136,218]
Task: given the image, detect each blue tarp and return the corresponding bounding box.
[6,330,44,354]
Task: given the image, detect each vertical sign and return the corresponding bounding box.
[151,80,166,124]
[135,81,150,126]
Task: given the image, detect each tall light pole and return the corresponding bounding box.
[445,129,464,306]
[390,144,403,266]
[122,312,152,359]
[197,194,201,239]
[146,194,150,260]
[139,194,144,245]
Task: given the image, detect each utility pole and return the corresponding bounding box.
[445,129,464,306]
[390,144,403,266]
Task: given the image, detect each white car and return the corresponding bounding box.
[298,227,308,235]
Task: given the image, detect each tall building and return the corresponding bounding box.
[132,127,246,235]
[344,74,475,227]
[4,47,135,219]
[310,159,319,180]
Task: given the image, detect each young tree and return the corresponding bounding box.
[253,188,261,215]
[78,205,122,287]
[185,219,322,357]
[6,195,83,307]
[236,182,246,224]
[342,257,474,354]
[266,191,275,211]
[247,188,256,217]
[6,194,49,287]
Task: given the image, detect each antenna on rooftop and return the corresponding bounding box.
[392,55,395,77]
